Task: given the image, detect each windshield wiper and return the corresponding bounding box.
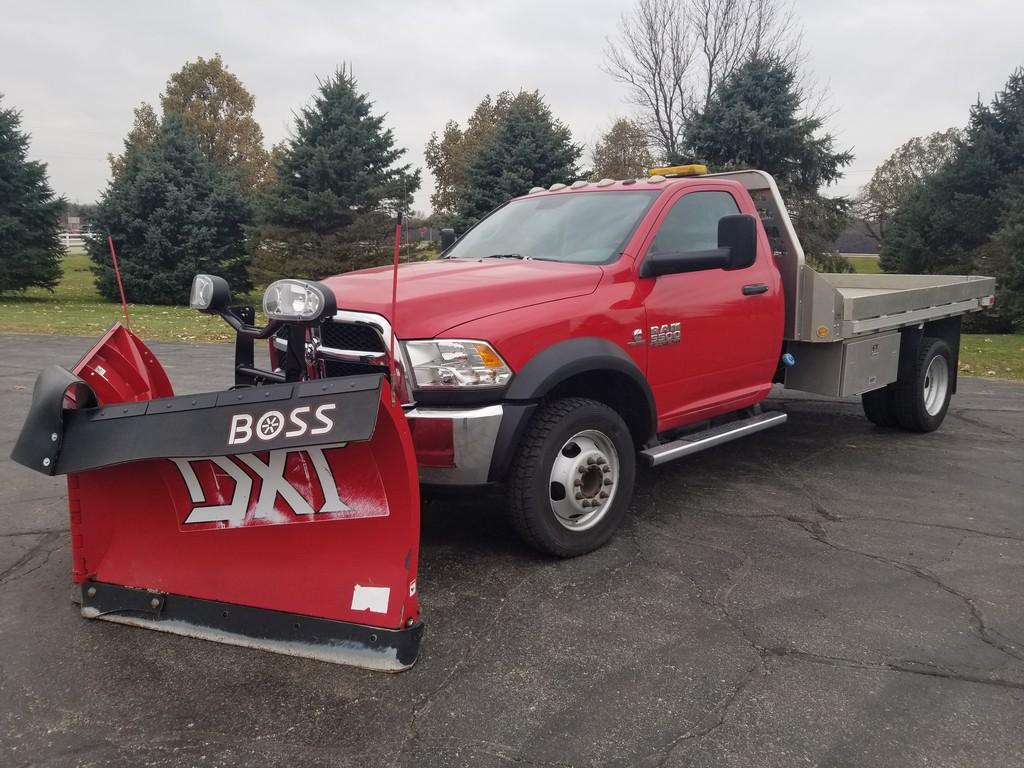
[482,253,528,260]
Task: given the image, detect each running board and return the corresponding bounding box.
[640,411,787,467]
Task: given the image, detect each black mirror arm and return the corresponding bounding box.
[215,309,283,340]
[641,247,732,278]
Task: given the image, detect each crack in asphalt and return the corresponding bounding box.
[0,527,69,539]
[785,506,1024,663]
[0,531,64,585]
[948,408,1020,438]
[766,647,1024,691]
[405,738,578,768]
[393,569,538,768]
[648,660,765,768]
[733,442,1024,659]
[626,464,1024,762]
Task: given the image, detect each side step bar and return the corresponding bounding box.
[640,411,787,467]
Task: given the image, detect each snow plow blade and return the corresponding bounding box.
[11,325,422,671]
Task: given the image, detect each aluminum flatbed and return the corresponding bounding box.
[709,170,996,399]
[798,269,995,341]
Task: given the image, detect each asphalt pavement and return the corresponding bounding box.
[1,334,1022,768]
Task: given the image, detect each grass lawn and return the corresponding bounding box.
[846,254,882,274]
[958,334,1024,380]
[1,250,237,342]
[4,249,1022,380]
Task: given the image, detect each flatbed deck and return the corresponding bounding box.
[801,270,996,341]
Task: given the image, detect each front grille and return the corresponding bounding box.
[320,320,387,353]
[323,360,386,378]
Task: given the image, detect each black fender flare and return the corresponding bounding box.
[488,338,656,480]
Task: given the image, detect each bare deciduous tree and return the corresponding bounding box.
[853,128,964,243]
[603,0,693,162]
[604,0,801,162]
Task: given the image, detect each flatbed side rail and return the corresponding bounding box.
[799,269,996,340]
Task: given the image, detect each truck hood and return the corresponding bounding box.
[320,258,603,338]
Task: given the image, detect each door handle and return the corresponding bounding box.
[742,283,769,296]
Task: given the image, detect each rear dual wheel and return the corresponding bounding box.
[507,398,636,557]
[862,336,953,432]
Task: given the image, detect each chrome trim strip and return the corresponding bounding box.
[319,347,388,365]
[641,412,787,467]
[405,405,504,420]
[406,405,504,485]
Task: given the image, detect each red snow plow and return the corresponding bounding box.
[11,279,423,672]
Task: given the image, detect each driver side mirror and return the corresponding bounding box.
[717,214,757,270]
[640,214,758,277]
[440,228,457,251]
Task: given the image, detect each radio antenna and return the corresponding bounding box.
[106,234,131,330]
[388,212,402,404]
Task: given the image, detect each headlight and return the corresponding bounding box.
[403,340,512,388]
[189,274,231,312]
[263,279,336,322]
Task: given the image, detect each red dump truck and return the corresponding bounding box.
[13,166,995,670]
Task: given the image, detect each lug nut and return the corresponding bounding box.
[599,491,609,499]
[574,478,582,487]
[601,466,611,474]
[575,493,584,501]
[578,466,587,474]
[587,456,597,465]
[596,457,607,465]
[604,478,613,486]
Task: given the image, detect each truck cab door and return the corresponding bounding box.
[639,187,782,430]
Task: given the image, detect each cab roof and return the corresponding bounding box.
[518,163,729,200]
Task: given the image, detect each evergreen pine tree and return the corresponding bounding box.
[88,116,251,304]
[685,57,854,271]
[881,68,1024,329]
[0,96,64,292]
[250,68,420,282]
[457,92,582,227]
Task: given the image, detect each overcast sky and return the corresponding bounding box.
[2,0,1021,213]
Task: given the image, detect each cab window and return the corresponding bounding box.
[649,191,740,255]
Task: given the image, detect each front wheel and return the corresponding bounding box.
[507,398,636,557]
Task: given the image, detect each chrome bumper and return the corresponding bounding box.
[404,405,503,485]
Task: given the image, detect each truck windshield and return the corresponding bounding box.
[445,191,661,264]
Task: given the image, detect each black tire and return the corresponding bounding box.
[507,397,636,557]
[893,337,953,432]
[861,385,899,427]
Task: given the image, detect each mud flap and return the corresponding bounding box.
[11,325,422,671]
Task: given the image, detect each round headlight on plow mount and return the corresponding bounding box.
[262,280,337,323]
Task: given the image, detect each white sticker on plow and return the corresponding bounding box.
[351,585,390,614]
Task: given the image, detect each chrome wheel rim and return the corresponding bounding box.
[548,429,619,531]
[923,354,949,416]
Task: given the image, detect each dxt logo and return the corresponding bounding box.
[228,404,336,446]
[170,443,382,528]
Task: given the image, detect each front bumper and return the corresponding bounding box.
[405,405,504,485]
